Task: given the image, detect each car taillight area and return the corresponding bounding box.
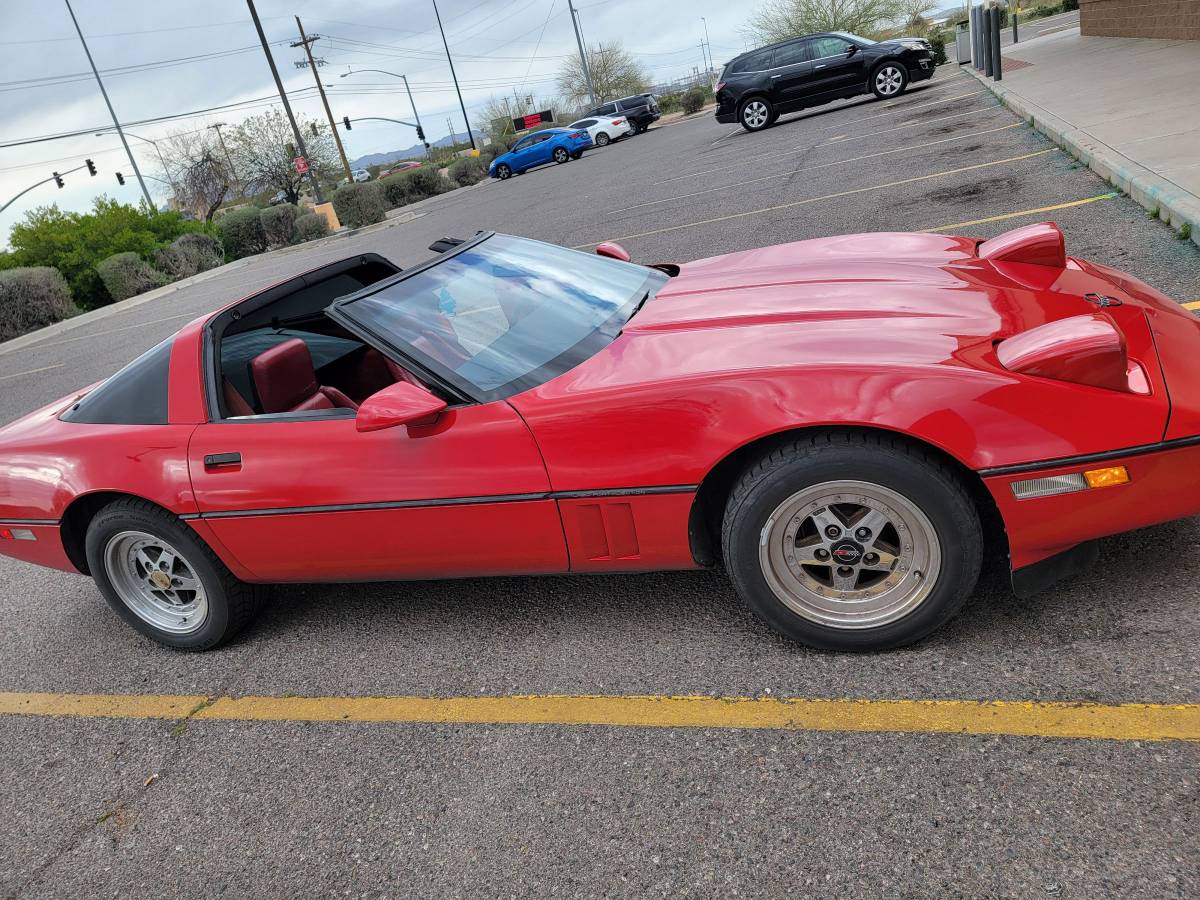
[571,131,587,140]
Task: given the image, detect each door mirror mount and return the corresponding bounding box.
[356,381,448,433]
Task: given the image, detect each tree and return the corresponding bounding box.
[898,0,939,32]
[478,93,561,142]
[227,108,338,205]
[159,126,233,222]
[746,0,904,43]
[556,42,648,107]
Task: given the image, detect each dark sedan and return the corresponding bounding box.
[716,32,935,131]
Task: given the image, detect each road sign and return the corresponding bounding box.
[293,156,309,174]
[512,109,554,132]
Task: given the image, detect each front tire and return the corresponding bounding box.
[739,97,773,132]
[85,499,265,650]
[495,163,512,180]
[721,433,981,650]
[553,147,570,164]
[871,62,908,99]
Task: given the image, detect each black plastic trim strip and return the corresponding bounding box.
[977,434,1200,478]
[0,518,59,527]
[192,485,699,520]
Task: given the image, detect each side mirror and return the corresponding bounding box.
[595,241,632,262]
[356,381,447,432]
[847,44,858,56]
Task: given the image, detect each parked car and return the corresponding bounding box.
[3,223,1198,652]
[716,31,935,131]
[488,128,592,179]
[585,94,660,134]
[268,190,289,205]
[566,114,634,147]
[352,169,372,183]
[379,161,422,178]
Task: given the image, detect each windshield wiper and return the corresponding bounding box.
[628,290,651,322]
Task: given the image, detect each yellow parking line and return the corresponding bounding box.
[1183,300,1200,310]
[917,191,1119,232]
[576,149,1053,248]
[617,123,1021,214]
[0,691,1196,741]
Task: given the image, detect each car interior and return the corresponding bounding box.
[211,253,454,420]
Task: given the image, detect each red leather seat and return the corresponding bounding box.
[250,338,358,414]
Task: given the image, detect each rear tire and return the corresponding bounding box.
[739,97,773,131]
[595,132,610,146]
[85,499,265,651]
[721,432,981,650]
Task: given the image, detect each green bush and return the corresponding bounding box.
[96,252,168,302]
[656,93,681,114]
[294,212,331,242]
[259,203,300,249]
[2,197,206,310]
[0,267,78,343]
[1061,0,1078,9]
[153,232,224,280]
[447,157,489,187]
[379,167,449,209]
[929,30,948,66]
[219,206,268,260]
[681,86,706,115]
[332,181,387,228]
[482,143,507,163]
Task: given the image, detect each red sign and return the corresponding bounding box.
[521,113,543,129]
[293,156,309,174]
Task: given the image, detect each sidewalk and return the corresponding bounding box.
[965,27,1200,246]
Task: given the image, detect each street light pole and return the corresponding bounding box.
[430,0,476,150]
[567,0,596,106]
[94,129,178,203]
[245,0,323,203]
[339,69,429,157]
[63,0,153,208]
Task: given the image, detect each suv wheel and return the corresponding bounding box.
[740,97,773,132]
[872,63,908,99]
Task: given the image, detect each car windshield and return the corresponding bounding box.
[331,234,667,400]
[834,31,875,45]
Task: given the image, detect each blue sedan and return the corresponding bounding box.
[488,128,593,179]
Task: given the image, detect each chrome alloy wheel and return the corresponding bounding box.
[875,65,904,96]
[742,100,769,129]
[103,530,209,635]
[758,480,941,629]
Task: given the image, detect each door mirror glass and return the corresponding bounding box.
[356,381,447,432]
[846,44,858,55]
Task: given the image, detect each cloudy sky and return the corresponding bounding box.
[0,0,755,243]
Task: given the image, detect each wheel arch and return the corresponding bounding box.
[687,424,1005,568]
[60,491,182,575]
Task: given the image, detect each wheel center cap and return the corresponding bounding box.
[830,541,863,565]
[149,571,171,590]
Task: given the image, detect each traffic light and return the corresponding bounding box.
[343,116,352,130]
[52,172,64,188]
[415,125,425,141]
[310,122,319,137]
[85,159,97,176]
[116,172,125,186]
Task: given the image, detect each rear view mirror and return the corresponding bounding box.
[595,241,632,262]
[356,381,447,432]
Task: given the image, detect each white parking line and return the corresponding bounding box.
[23,313,196,351]
[0,364,64,382]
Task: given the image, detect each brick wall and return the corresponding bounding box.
[1079,0,1200,39]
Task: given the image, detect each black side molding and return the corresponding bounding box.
[1010,541,1099,599]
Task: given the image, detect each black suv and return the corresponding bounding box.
[715,32,934,132]
[586,94,660,134]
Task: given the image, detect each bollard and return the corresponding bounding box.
[983,7,994,77]
[988,4,998,80]
[1013,12,1019,44]
[974,6,985,71]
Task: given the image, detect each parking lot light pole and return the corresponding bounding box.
[430,0,476,150]
[568,0,596,107]
[340,69,429,156]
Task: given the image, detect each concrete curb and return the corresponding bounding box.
[0,210,427,358]
[965,66,1200,249]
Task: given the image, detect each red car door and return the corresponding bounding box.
[186,401,567,582]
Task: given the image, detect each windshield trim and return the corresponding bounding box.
[326,232,664,404]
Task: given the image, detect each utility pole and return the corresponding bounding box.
[446,116,455,146]
[63,0,153,208]
[701,17,713,77]
[245,0,323,202]
[567,0,596,107]
[431,0,476,150]
[293,17,353,182]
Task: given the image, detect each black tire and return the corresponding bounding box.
[85,498,266,651]
[571,150,583,159]
[553,147,569,164]
[595,132,610,146]
[495,163,512,180]
[739,96,773,132]
[721,432,982,651]
[870,62,909,100]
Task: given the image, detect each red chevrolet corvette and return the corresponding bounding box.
[2,224,1197,651]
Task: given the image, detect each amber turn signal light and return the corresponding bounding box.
[1083,466,1129,489]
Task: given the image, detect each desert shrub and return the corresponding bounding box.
[447,157,489,187]
[96,252,168,302]
[656,93,681,114]
[153,232,224,279]
[681,86,707,115]
[2,197,206,310]
[380,167,449,208]
[0,267,78,343]
[332,181,387,228]
[929,31,948,66]
[219,206,267,260]
[482,143,507,163]
[294,212,331,242]
[259,203,300,249]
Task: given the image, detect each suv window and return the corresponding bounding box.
[571,119,596,128]
[772,40,810,68]
[595,102,617,115]
[809,36,854,59]
[731,48,774,73]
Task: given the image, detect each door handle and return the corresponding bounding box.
[204,452,242,469]
[815,63,827,69]
[770,74,782,78]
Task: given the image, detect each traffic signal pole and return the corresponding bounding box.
[293,17,353,182]
[0,162,91,215]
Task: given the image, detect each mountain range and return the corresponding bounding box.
[349,132,473,169]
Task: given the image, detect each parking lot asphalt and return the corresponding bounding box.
[1,66,1198,897]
